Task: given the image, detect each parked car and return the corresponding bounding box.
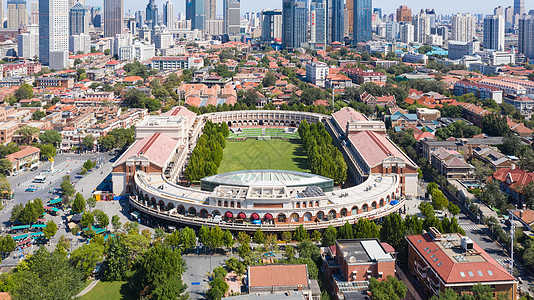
[30,166,38,171]
[25,185,37,192]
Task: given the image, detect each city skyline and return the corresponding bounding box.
[82,0,530,17]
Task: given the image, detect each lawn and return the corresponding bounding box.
[218,139,310,173]
[81,281,135,300]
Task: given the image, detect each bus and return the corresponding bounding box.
[33,175,47,183]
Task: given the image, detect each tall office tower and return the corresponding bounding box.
[519,15,534,59]
[396,5,411,22]
[68,0,83,9]
[424,9,436,27]
[163,0,174,29]
[346,0,353,36]
[483,15,505,51]
[90,6,101,27]
[146,0,158,28]
[310,0,326,46]
[135,10,145,28]
[39,0,69,68]
[18,32,38,58]
[30,1,38,24]
[0,0,3,29]
[104,0,123,37]
[352,0,372,43]
[412,11,430,43]
[514,0,525,16]
[69,2,88,35]
[188,0,205,30]
[505,6,513,29]
[223,0,240,35]
[400,22,414,43]
[205,0,215,22]
[329,0,344,43]
[282,0,307,50]
[260,9,282,42]
[451,13,475,42]
[494,6,504,16]
[7,0,27,28]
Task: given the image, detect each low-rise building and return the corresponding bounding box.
[473,146,513,170]
[406,227,517,299]
[345,68,387,84]
[305,62,329,88]
[6,146,40,174]
[430,148,474,179]
[35,77,74,89]
[454,80,503,104]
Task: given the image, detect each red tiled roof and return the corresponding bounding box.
[248,265,308,288]
[115,133,179,168]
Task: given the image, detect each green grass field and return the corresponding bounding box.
[218,139,310,173]
[81,281,135,300]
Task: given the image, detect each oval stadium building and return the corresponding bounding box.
[114,107,416,232]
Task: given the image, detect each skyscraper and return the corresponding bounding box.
[39,0,69,68]
[413,11,430,43]
[514,0,525,16]
[282,0,307,50]
[346,0,353,36]
[396,5,411,23]
[205,0,215,22]
[352,0,372,43]
[494,6,504,16]
[310,0,326,46]
[0,0,3,29]
[30,1,38,25]
[104,0,123,37]
[518,15,534,59]
[483,15,505,51]
[163,0,174,29]
[7,0,27,28]
[504,6,513,29]
[329,0,344,44]
[451,13,475,42]
[188,0,205,30]
[260,9,282,42]
[69,2,88,35]
[223,0,240,35]
[146,0,158,28]
[400,22,414,44]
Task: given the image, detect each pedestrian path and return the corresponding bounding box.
[459,224,481,231]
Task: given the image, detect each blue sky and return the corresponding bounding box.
[85,0,526,16]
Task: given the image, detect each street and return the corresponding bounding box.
[183,254,233,300]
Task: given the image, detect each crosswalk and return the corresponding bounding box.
[459,224,481,231]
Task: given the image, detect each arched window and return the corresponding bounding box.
[188,207,196,216]
[296,203,300,208]
[362,204,368,212]
[178,205,185,214]
[199,209,208,218]
[340,208,348,217]
[278,213,286,222]
[303,212,312,222]
[290,213,299,222]
[351,206,359,215]
[316,211,324,221]
[166,202,174,211]
[380,199,384,207]
[212,210,220,216]
[328,210,336,220]
[372,202,377,210]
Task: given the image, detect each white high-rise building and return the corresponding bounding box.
[7,0,27,29]
[119,40,155,61]
[69,33,90,54]
[451,13,475,42]
[504,6,514,28]
[39,0,69,68]
[400,22,414,44]
[483,15,505,51]
[519,15,534,59]
[413,11,430,43]
[18,32,38,59]
[163,0,174,29]
[385,21,399,42]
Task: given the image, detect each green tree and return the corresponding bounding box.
[95,210,109,228]
[70,242,105,279]
[0,235,15,254]
[111,215,121,232]
[264,234,278,252]
[253,228,265,244]
[284,245,295,260]
[282,231,292,243]
[222,230,233,250]
[14,83,34,100]
[104,236,129,281]
[262,72,277,87]
[337,221,354,239]
[80,211,94,228]
[82,135,95,150]
[321,225,337,247]
[353,218,380,239]
[297,240,320,261]
[43,220,58,239]
[36,144,56,159]
[293,225,309,242]
[368,275,407,300]
[39,130,61,147]
[72,193,85,214]
[0,159,12,174]
[60,176,75,202]
[16,126,39,144]
[448,203,460,216]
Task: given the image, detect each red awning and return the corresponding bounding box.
[264,214,273,220]
[225,212,233,218]
[251,213,259,220]
[238,212,246,219]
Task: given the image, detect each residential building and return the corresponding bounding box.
[473,146,513,170]
[103,0,123,37]
[35,77,74,88]
[118,40,155,61]
[385,21,399,42]
[431,148,474,179]
[504,94,534,113]
[352,0,372,43]
[7,0,27,29]
[39,0,69,67]
[69,33,90,54]
[483,15,505,51]
[223,0,240,36]
[400,23,414,44]
[69,2,89,35]
[17,32,38,59]
[406,228,517,299]
[396,5,411,22]
[305,62,329,87]
[518,15,534,59]
[448,41,480,60]
[0,121,19,144]
[454,80,503,104]
[323,239,396,298]
[413,11,431,43]
[451,13,475,42]
[419,137,504,162]
[260,9,282,43]
[149,56,204,70]
[247,265,320,300]
[282,0,307,50]
[345,68,386,84]
[479,78,527,95]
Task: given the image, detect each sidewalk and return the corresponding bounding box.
[77,279,100,297]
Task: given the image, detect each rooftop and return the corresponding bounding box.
[114,133,179,168]
[337,239,394,264]
[201,170,333,188]
[248,264,309,288]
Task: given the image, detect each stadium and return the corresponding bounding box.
[113,107,416,231]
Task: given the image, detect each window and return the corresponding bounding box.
[460,272,466,277]
[477,271,483,277]
[468,271,474,277]
[487,270,494,276]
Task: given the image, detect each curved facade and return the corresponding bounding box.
[128,109,407,232]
